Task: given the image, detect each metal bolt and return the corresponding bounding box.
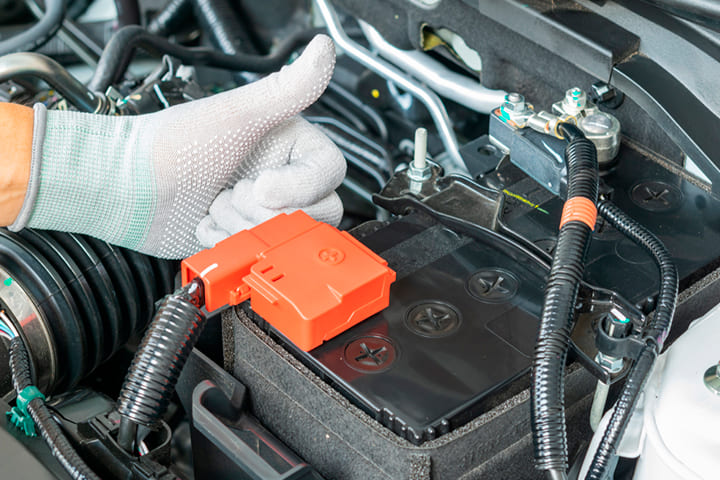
[503,92,526,113]
[408,127,432,191]
[563,87,587,113]
[596,352,623,375]
[591,82,615,102]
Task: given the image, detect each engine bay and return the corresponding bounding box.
[0,0,720,479]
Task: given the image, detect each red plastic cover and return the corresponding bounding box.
[182,211,395,351]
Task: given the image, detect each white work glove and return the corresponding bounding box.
[10,35,345,259]
[196,115,345,247]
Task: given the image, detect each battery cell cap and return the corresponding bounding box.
[181,211,395,351]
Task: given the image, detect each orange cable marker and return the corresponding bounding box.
[559,196,597,230]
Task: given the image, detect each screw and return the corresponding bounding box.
[564,87,587,113]
[408,127,432,190]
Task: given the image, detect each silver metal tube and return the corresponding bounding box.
[313,0,468,175]
[590,380,610,432]
[359,21,507,115]
[0,52,104,113]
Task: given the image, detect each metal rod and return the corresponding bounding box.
[117,417,138,453]
[0,52,104,112]
[313,0,468,175]
[359,20,507,115]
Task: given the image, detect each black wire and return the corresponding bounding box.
[87,25,324,93]
[147,0,193,36]
[114,0,140,26]
[584,201,678,480]
[532,123,599,479]
[9,337,100,480]
[0,0,65,56]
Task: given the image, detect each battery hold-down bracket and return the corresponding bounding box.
[181,211,396,351]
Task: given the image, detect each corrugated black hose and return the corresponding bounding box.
[532,123,599,480]
[116,278,206,452]
[8,337,100,480]
[87,25,323,93]
[147,0,192,36]
[192,0,259,84]
[584,201,678,480]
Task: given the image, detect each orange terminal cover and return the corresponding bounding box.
[181,211,396,351]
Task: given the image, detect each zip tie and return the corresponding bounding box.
[559,196,597,230]
[6,386,45,437]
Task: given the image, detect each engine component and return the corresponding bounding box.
[0,52,107,112]
[581,298,717,479]
[0,0,64,56]
[583,200,678,480]
[0,229,175,393]
[314,0,468,175]
[358,20,506,115]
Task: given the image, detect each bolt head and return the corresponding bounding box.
[503,92,526,113]
[591,82,614,102]
[596,352,624,374]
[564,87,587,110]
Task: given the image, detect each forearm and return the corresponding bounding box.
[0,103,33,225]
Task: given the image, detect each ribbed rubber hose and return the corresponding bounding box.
[9,337,100,480]
[532,123,598,479]
[147,0,192,36]
[87,25,322,92]
[584,201,678,480]
[116,280,206,429]
[0,0,65,56]
[192,0,256,55]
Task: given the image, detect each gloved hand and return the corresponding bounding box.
[196,115,345,247]
[9,34,345,259]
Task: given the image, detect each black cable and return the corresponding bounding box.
[114,0,140,26]
[116,279,206,451]
[8,337,100,480]
[0,0,65,56]
[192,0,259,84]
[584,201,678,480]
[87,25,323,93]
[147,0,192,36]
[532,123,599,480]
